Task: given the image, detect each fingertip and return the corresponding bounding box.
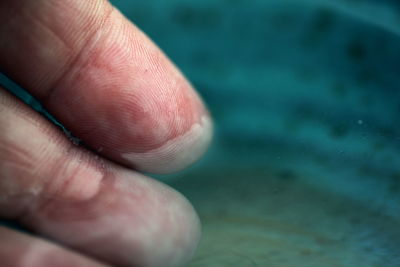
[141,176,202,266]
[122,114,213,174]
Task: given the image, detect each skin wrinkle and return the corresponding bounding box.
[0,0,116,101]
[0,142,33,172]
[41,3,115,103]
[0,1,114,101]
[35,171,135,224]
[7,151,105,225]
[40,150,107,209]
[47,159,102,202]
[0,128,42,200]
[0,7,66,97]
[0,93,60,141]
[35,0,105,50]
[0,91,106,221]
[24,7,75,52]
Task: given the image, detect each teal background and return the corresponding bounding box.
[2,0,400,265]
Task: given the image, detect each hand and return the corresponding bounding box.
[0,0,212,266]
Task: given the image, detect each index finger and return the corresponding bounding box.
[0,0,212,174]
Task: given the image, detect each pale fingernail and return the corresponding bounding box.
[122,115,213,174]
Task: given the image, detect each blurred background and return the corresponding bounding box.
[2,0,400,266]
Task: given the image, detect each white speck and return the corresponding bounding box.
[357,119,363,125]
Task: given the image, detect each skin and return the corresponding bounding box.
[0,0,213,266]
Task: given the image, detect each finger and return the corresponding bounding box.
[0,0,212,174]
[0,88,201,266]
[0,226,108,267]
